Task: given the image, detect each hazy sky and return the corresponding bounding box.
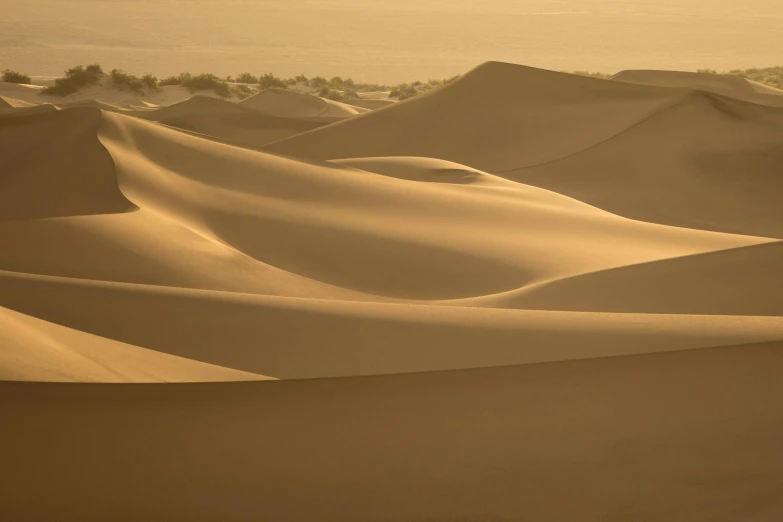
[1,0,781,81]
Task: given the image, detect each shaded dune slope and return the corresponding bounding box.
[2,341,783,521]
[0,108,133,220]
[511,90,783,237]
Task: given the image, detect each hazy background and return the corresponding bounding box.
[2,0,781,82]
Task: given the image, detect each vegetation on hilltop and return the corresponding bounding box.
[2,69,32,84]
[41,64,104,96]
[160,72,232,97]
[110,69,159,94]
[698,66,783,90]
[21,63,783,102]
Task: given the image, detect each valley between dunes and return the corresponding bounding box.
[1,62,782,521]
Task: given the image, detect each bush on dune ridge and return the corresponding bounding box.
[2,69,32,84]
[699,66,783,90]
[41,64,104,96]
[110,69,159,93]
[160,72,231,97]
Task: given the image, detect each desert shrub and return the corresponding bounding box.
[568,70,611,79]
[180,73,231,97]
[308,76,328,89]
[2,69,31,84]
[258,73,287,89]
[318,86,345,101]
[159,72,191,86]
[41,64,104,96]
[293,74,308,84]
[229,83,254,99]
[110,69,159,93]
[389,82,420,100]
[235,72,259,84]
[692,66,783,90]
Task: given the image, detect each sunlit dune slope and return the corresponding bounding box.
[0,305,270,382]
[3,341,782,521]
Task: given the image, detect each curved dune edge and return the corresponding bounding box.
[2,340,782,521]
[0,305,272,382]
[1,269,783,379]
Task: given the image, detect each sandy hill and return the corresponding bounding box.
[239,87,367,120]
[265,62,783,237]
[264,62,686,169]
[130,95,326,147]
[611,69,783,106]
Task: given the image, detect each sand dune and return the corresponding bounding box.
[470,241,783,315]
[3,341,783,521]
[3,269,783,378]
[239,87,368,120]
[511,90,783,237]
[0,305,269,382]
[266,62,783,236]
[132,95,326,148]
[611,69,783,106]
[0,108,133,220]
[1,60,782,520]
[265,62,686,170]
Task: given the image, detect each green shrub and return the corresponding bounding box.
[2,69,31,84]
[160,72,190,86]
[293,74,308,84]
[181,73,231,97]
[41,64,104,96]
[235,72,259,84]
[308,76,328,89]
[258,73,287,89]
[110,69,159,93]
[568,70,611,79]
[318,86,345,101]
[229,83,254,99]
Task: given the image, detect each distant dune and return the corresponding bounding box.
[1,60,782,521]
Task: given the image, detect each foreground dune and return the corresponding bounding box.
[3,341,782,521]
[1,60,782,521]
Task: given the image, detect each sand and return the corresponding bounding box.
[1,60,782,521]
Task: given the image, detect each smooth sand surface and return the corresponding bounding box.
[1,60,782,521]
[3,341,783,521]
